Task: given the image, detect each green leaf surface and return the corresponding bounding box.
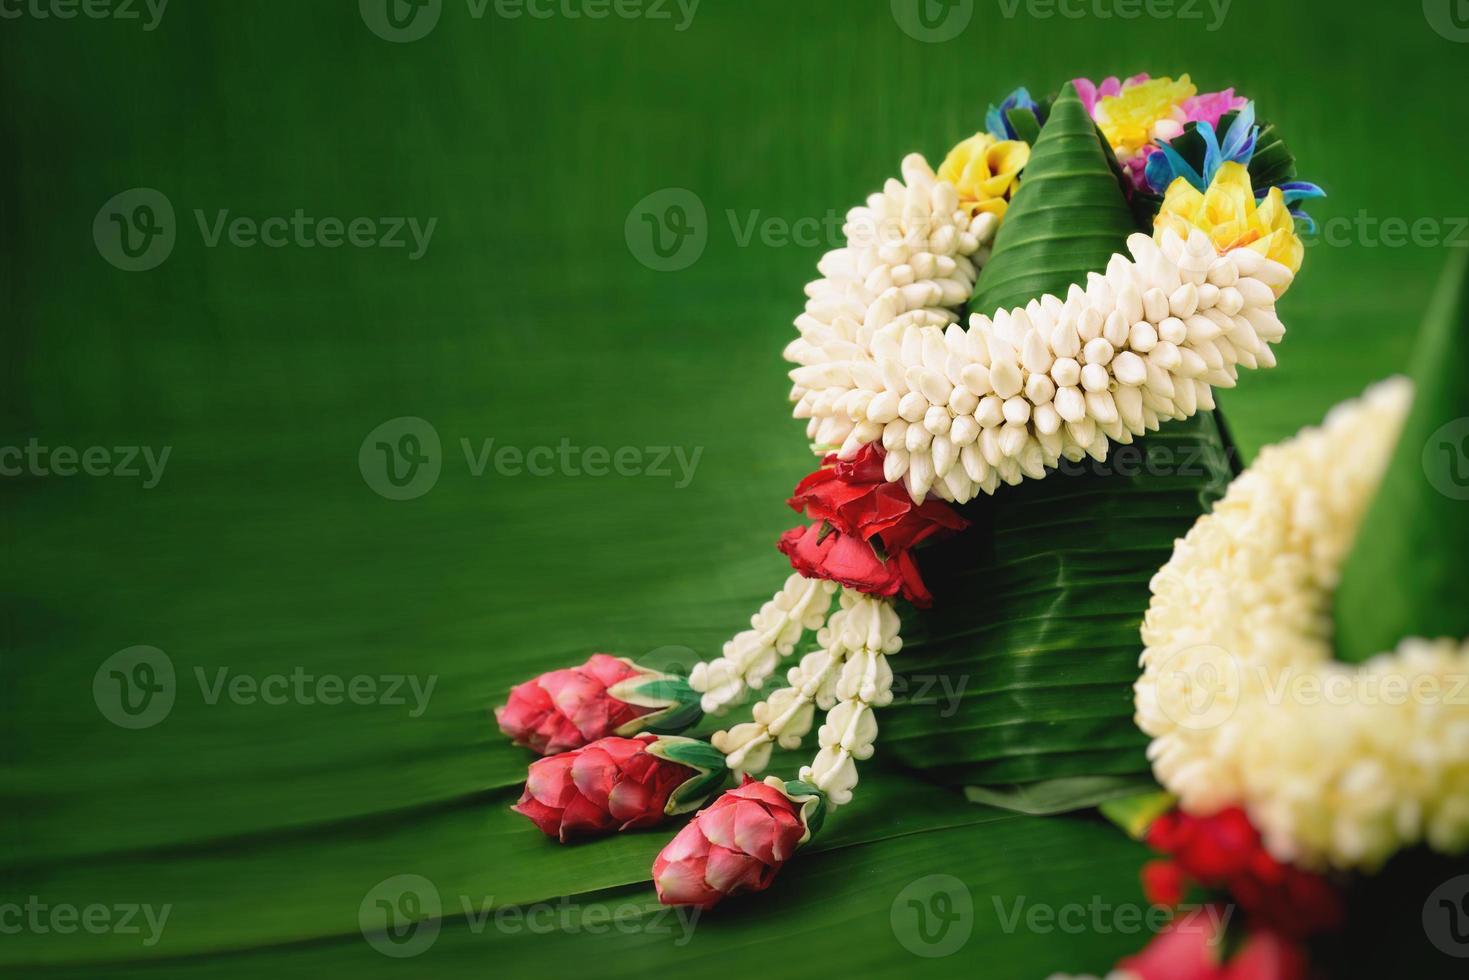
[1335,250,1469,660]
[965,776,1160,816]
[970,82,1138,315]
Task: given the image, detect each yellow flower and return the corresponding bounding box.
[1095,75,1196,159]
[1154,162,1303,274]
[938,132,1031,219]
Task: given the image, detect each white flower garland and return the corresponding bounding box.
[688,573,837,714]
[786,156,1293,503]
[713,590,901,808]
[1134,379,1469,870]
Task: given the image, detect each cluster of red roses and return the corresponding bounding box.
[777,445,966,608]
[1114,807,1343,979]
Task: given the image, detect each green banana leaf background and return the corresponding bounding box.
[4,2,1469,977]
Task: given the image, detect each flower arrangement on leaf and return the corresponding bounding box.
[492,72,1468,973]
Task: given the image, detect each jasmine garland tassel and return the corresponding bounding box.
[492,72,1321,912]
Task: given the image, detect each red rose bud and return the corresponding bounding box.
[779,446,967,606]
[513,735,728,842]
[787,445,968,550]
[778,522,935,607]
[1144,807,1343,939]
[653,776,825,909]
[495,654,702,755]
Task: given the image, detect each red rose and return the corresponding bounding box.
[652,777,822,909]
[1116,907,1308,980]
[513,734,725,842]
[777,523,933,606]
[779,446,966,607]
[495,654,698,755]
[1144,807,1343,939]
[787,445,967,550]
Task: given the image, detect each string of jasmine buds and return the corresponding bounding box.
[711,644,846,776]
[784,154,998,453]
[688,573,838,715]
[799,591,902,806]
[789,227,1294,504]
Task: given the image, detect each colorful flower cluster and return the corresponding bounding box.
[988,74,1325,232]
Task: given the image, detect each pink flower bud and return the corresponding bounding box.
[652,777,825,909]
[513,735,727,843]
[495,654,701,755]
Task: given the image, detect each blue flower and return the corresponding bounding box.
[1144,102,1324,230]
[986,87,1040,142]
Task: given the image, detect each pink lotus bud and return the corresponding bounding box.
[495,654,702,755]
[652,777,826,909]
[513,735,728,842]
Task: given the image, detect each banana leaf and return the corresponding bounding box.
[1335,250,1469,660]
